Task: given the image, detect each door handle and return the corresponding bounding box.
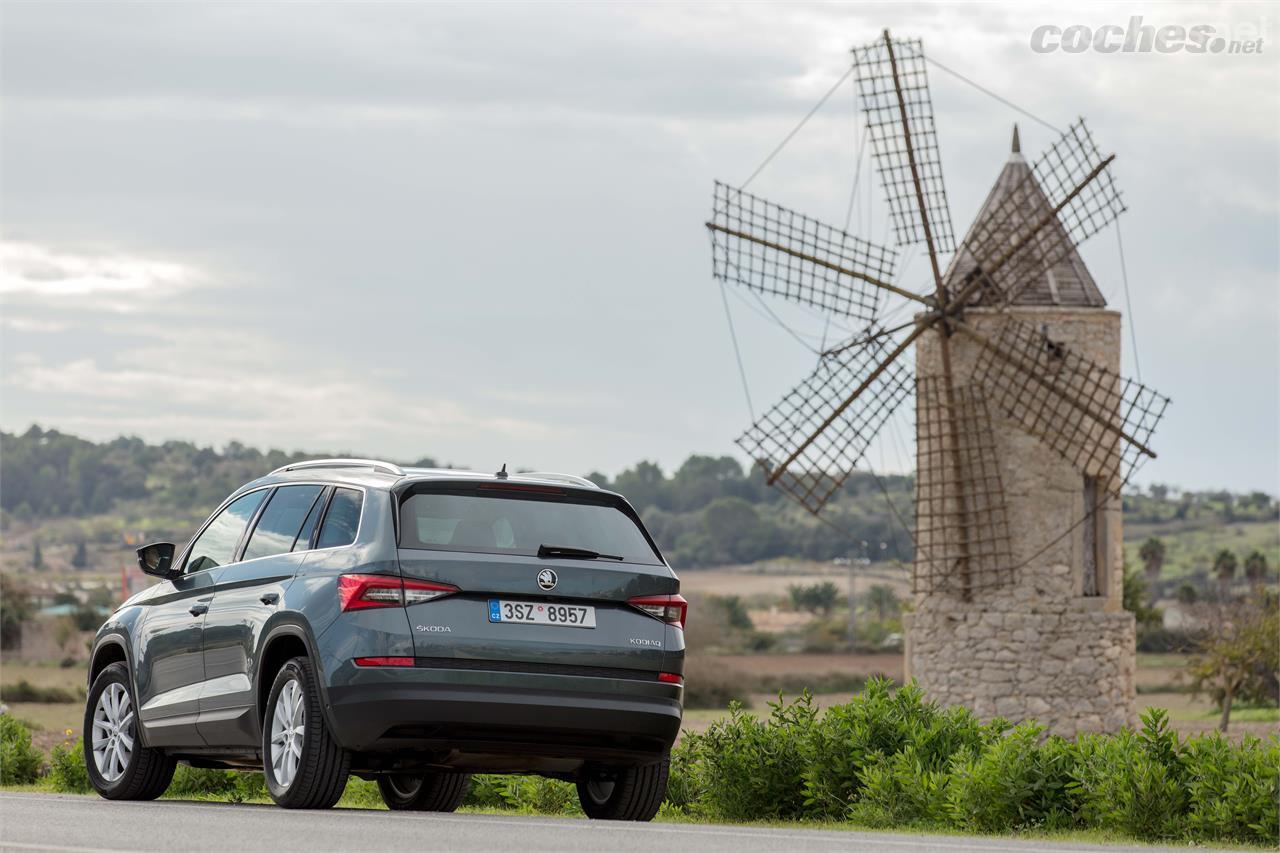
[189,603,209,617]
[260,592,280,606]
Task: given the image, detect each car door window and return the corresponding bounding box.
[316,488,363,549]
[242,485,326,561]
[185,490,268,573]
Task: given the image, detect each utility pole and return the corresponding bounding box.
[847,540,869,648]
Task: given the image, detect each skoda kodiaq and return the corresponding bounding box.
[84,459,685,819]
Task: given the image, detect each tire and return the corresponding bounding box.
[262,656,350,809]
[84,663,175,800]
[377,771,472,811]
[576,754,669,821]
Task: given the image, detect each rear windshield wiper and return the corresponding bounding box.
[537,544,624,561]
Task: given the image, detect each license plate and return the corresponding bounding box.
[488,599,596,628]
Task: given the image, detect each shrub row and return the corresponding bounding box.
[1,680,84,704]
[6,686,1276,847]
[667,677,1280,846]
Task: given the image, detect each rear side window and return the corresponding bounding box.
[316,488,363,549]
[292,488,330,552]
[398,490,661,565]
[242,485,325,561]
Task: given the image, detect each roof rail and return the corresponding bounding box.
[516,472,599,489]
[269,458,405,477]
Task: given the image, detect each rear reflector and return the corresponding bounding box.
[658,672,683,684]
[353,656,415,667]
[627,593,688,629]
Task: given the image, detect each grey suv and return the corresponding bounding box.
[84,460,685,819]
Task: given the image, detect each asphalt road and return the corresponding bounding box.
[0,793,1235,853]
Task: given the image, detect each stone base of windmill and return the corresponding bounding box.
[905,590,1137,736]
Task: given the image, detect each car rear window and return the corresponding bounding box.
[398,489,662,565]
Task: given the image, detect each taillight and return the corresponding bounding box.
[338,574,458,611]
[658,672,683,684]
[403,578,460,606]
[627,593,687,629]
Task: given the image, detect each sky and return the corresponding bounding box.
[1,1,1277,492]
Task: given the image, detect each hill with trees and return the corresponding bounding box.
[1,425,1275,575]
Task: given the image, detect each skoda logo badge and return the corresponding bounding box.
[537,569,558,591]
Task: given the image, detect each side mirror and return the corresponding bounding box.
[137,542,178,580]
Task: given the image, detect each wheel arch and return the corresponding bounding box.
[88,637,130,687]
[255,620,333,731]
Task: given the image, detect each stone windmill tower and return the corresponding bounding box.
[906,126,1136,735]
[703,31,1169,734]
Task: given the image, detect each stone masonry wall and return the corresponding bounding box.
[907,307,1137,736]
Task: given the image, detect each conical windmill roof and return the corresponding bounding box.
[943,125,1107,307]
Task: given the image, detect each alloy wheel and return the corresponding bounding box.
[91,683,135,782]
[269,678,306,788]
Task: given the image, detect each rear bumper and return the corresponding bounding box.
[324,661,683,765]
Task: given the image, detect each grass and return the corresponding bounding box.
[0,663,86,694]
[4,703,82,734]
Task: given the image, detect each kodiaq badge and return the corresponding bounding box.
[537,569,558,590]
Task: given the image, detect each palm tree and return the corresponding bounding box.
[1214,549,1239,601]
[1244,550,1269,593]
[1138,537,1166,604]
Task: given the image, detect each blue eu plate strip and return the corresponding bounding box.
[488,600,502,622]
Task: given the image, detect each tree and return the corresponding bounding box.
[0,573,33,649]
[1122,563,1162,630]
[1244,550,1269,592]
[1175,583,1198,606]
[1213,549,1238,600]
[30,540,42,570]
[864,584,900,621]
[1138,537,1166,604]
[788,582,839,617]
[1187,597,1279,731]
[71,540,88,569]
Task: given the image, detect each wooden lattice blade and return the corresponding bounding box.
[851,35,956,255]
[945,119,1125,309]
[965,317,1169,492]
[707,181,898,325]
[914,377,1015,595]
[737,329,913,514]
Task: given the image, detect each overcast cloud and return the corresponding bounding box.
[1,1,1276,491]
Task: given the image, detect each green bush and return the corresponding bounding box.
[167,766,266,803]
[48,736,90,793]
[663,682,1280,847]
[0,715,43,784]
[462,774,580,815]
[801,678,998,818]
[1181,732,1280,845]
[689,694,817,820]
[946,725,1076,832]
[848,745,950,827]
[1071,709,1187,839]
[662,736,704,814]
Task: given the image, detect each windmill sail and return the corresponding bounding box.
[736,328,913,513]
[851,34,956,255]
[708,181,897,324]
[965,317,1169,491]
[914,377,1014,595]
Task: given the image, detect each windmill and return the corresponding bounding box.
[706,31,1169,600]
